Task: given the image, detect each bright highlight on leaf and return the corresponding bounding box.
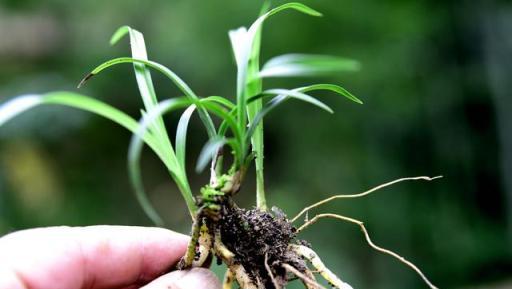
[260,54,361,78]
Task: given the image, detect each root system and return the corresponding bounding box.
[176,176,441,289]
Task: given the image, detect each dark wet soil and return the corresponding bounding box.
[218,203,306,287]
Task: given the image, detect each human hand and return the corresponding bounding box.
[0,226,221,289]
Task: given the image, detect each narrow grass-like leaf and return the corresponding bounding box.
[0,91,170,223]
[196,137,228,173]
[199,100,241,141]
[110,25,130,45]
[0,92,158,150]
[263,89,334,113]
[227,2,322,207]
[0,94,41,126]
[260,54,360,78]
[176,104,196,169]
[128,97,197,219]
[298,83,363,104]
[246,89,333,140]
[248,84,363,105]
[80,57,217,139]
[203,96,236,110]
[128,96,242,219]
[229,2,322,164]
[246,83,362,141]
[200,99,243,163]
[218,108,238,137]
[229,27,248,67]
[127,152,164,226]
[81,57,194,97]
[109,26,174,164]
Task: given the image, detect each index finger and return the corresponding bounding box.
[0,225,189,289]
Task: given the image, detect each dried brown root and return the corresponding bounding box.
[291,176,442,223]
[290,244,353,289]
[298,213,438,289]
[222,269,234,289]
[282,263,326,289]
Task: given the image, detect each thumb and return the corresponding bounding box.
[141,268,221,289]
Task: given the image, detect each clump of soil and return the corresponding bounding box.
[218,203,307,287]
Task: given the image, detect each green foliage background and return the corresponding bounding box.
[0,0,510,288]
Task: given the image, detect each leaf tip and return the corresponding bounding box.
[311,10,323,17]
[110,25,131,46]
[295,3,323,17]
[77,73,95,88]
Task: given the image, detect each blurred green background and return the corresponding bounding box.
[0,0,511,288]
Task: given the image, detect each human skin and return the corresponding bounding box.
[0,226,221,289]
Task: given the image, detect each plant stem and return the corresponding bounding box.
[255,164,266,210]
[247,3,269,211]
[176,175,198,219]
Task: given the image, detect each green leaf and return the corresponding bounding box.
[0,92,158,149]
[109,26,168,135]
[299,83,363,104]
[227,2,322,207]
[79,56,217,139]
[217,108,238,137]
[248,84,363,105]
[260,54,360,78]
[246,84,362,141]
[263,89,334,113]
[101,27,193,224]
[196,137,227,173]
[229,27,248,68]
[200,99,243,164]
[229,2,322,164]
[128,97,197,220]
[110,25,130,46]
[0,91,168,224]
[267,2,322,17]
[246,89,333,140]
[176,104,196,169]
[203,96,236,110]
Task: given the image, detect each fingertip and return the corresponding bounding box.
[141,268,221,289]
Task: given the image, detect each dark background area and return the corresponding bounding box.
[0,0,511,288]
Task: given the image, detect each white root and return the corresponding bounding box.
[291,176,442,223]
[264,252,281,289]
[297,213,439,289]
[282,263,326,289]
[291,244,353,289]
[192,222,212,267]
[302,266,321,289]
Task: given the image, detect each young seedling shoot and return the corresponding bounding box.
[0,2,442,289]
